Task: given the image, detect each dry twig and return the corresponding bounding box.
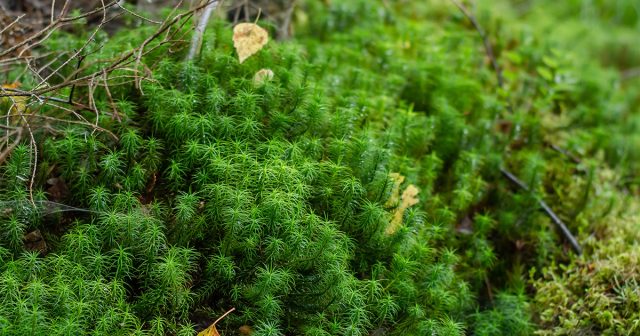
[187,0,219,61]
[450,0,582,255]
[501,168,582,254]
[1,0,218,203]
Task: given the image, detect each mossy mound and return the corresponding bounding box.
[1,0,639,335]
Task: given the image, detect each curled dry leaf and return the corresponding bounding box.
[253,68,274,86]
[233,23,269,64]
[386,184,420,235]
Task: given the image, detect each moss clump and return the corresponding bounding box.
[533,201,640,335]
[1,0,639,335]
[2,7,483,335]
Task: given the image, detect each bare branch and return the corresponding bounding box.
[0,14,26,36]
[117,1,162,24]
[187,0,219,61]
[450,0,504,88]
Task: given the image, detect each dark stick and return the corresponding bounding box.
[68,51,86,103]
[450,0,512,113]
[1,87,96,112]
[451,1,582,254]
[500,168,582,255]
[549,142,581,164]
[450,0,504,87]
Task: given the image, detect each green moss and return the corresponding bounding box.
[532,196,640,335]
[1,0,639,334]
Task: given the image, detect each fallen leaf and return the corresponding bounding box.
[196,307,235,336]
[386,184,420,235]
[239,325,253,335]
[23,229,47,254]
[253,69,274,86]
[2,82,20,90]
[384,173,405,207]
[47,177,69,202]
[456,216,473,235]
[233,23,269,64]
[197,324,220,336]
[1,82,28,122]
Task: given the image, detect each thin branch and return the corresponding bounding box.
[450,0,504,87]
[34,0,109,88]
[51,0,57,23]
[450,0,516,117]
[0,129,22,166]
[212,307,236,326]
[25,120,37,206]
[548,142,581,164]
[59,1,118,23]
[87,75,100,130]
[0,1,119,58]
[0,14,26,35]
[11,1,209,99]
[102,69,121,121]
[1,87,97,114]
[279,0,298,40]
[116,1,162,24]
[450,1,582,254]
[186,0,219,61]
[500,168,582,255]
[68,52,86,103]
[36,51,69,75]
[11,112,118,140]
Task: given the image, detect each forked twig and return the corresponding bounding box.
[2,0,223,206]
[0,1,119,58]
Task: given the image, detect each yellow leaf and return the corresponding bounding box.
[384,173,405,207]
[7,96,28,114]
[233,23,269,64]
[197,324,220,336]
[1,82,28,123]
[386,184,420,235]
[2,82,20,90]
[196,307,235,336]
[253,68,274,86]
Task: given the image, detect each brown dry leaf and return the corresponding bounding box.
[386,184,420,235]
[384,173,406,207]
[233,23,269,64]
[197,324,220,336]
[253,68,274,86]
[46,177,69,202]
[239,325,253,335]
[23,229,47,254]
